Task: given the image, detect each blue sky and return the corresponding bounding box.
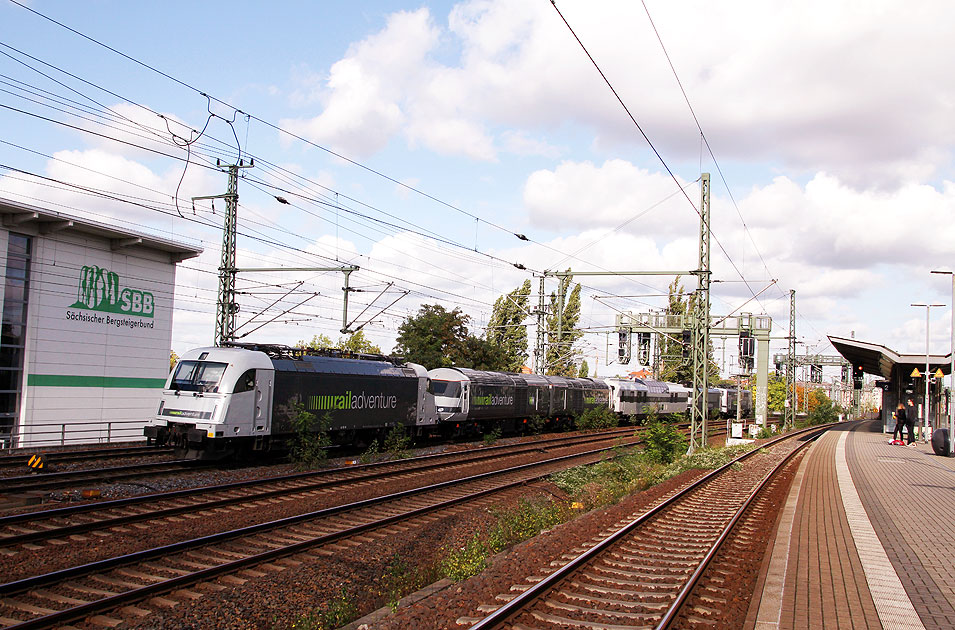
[2,0,954,380]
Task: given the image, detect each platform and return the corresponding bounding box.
[746,419,955,630]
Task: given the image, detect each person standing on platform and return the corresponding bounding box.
[905,398,917,445]
[893,402,907,443]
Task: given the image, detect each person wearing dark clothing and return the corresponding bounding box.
[905,399,917,445]
[893,402,907,442]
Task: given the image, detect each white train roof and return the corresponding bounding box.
[180,346,274,371]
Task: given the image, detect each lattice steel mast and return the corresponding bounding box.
[785,289,797,429]
[689,173,711,452]
[192,159,254,347]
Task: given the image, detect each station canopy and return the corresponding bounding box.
[828,335,952,379]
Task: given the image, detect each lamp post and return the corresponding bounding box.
[930,270,955,457]
[911,303,945,443]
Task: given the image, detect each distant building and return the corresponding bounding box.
[0,198,202,448]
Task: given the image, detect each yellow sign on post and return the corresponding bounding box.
[935,368,945,379]
[911,368,921,378]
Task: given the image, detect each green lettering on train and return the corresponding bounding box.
[307,391,399,411]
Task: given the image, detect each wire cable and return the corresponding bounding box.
[549,0,763,306]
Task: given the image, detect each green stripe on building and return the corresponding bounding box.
[27,374,167,388]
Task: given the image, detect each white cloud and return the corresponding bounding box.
[523,159,698,235]
[738,173,955,269]
[0,148,219,234]
[279,0,955,186]
[280,8,439,158]
[500,131,563,159]
[406,116,496,161]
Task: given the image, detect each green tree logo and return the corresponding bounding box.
[73,266,119,310]
[71,265,154,318]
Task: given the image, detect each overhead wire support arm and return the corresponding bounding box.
[546,270,699,278]
[342,282,410,334]
[233,265,360,336]
[347,291,409,335]
[231,281,306,336]
[234,293,320,340]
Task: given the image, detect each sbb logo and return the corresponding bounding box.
[120,288,154,316]
[71,265,155,319]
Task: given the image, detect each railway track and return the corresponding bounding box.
[459,424,827,630]
[0,459,210,494]
[0,422,721,495]
[0,435,643,629]
[0,428,639,550]
[0,446,173,472]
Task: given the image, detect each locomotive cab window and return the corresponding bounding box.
[431,380,462,397]
[170,360,228,393]
[233,369,256,394]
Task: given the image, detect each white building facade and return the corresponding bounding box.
[0,198,201,448]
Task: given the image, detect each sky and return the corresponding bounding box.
[1,0,954,382]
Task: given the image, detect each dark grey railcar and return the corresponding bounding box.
[271,354,420,437]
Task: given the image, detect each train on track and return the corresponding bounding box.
[144,343,752,459]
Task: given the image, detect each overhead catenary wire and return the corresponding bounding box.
[5,0,541,248]
[638,0,776,302]
[0,163,502,316]
[0,49,540,277]
[0,11,670,303]
[2,0,713,312]
[548,0,765,308]
[0,118,532,314]
[2,1,804,356]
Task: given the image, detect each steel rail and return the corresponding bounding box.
[0,427,634,528]
[0,459,211,493]
[0,446,173,468]
[0,439,636,598]
[469,423,833,630]
[5,467,567,630]
[654,427,826,628]
[0,429,636,546]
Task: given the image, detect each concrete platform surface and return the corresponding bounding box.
[747,419,955,630]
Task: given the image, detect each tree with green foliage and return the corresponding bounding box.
[578,359,589,378]
[657,276,717,384]
[486,280,531,372]
[384,424,412,458]
[642,418,687,464]
[766,374,787,413]
[807,389,841,425]
[658,277,689,383]
[464,335,510,371]
[298,333,334,350]
[297,330,381,355]
[339,329,381,354]
[394,305,469,368]
[545,272,583,377]
[393,304,508,370]
[575,405,618,430]
[289,403,331,469]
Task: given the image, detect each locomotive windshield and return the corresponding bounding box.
[431,380,462,397]
[170,360,228,393]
